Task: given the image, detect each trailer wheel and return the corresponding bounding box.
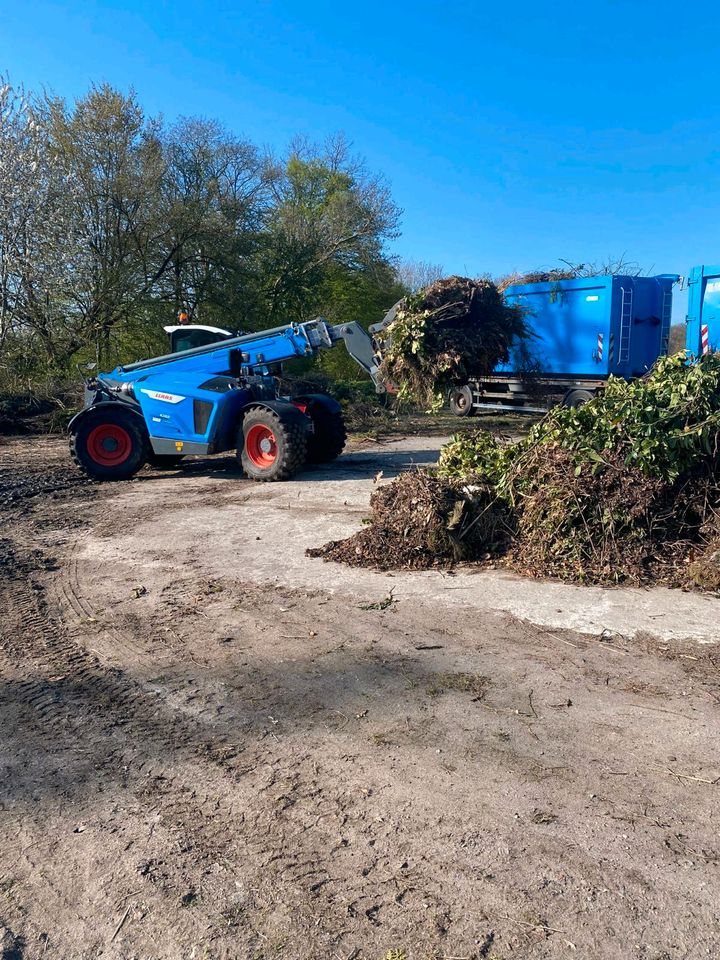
[295,396,347,463]
[449,385,475,417]
[70,408,148,481]
[563,389,595,409]
[239,407,308,482]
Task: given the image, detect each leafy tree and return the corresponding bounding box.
[314,260,407,379]
[41,84,168,366]
[258,135,401,326]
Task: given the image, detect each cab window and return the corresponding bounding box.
[170,328,233,353]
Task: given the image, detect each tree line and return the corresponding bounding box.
[0,79,441,389]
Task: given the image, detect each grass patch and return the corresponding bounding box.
[428,671,490,699]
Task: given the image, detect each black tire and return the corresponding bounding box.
[449,385,475,417]
[563,389,595,409]
[301,397,347,463]
[238,406,308,482]
[147,453,186,470]
[70,407,148,481]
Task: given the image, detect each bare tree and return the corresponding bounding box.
[157,117,272,327]
[668,323,686,355]
[394,258,444,293]
[0,77,84,368]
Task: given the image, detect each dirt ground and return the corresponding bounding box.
[1,433,720,960]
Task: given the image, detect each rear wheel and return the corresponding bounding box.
[238,407,308,482]
[563,389,595,409]
[70,408,147,480]
[449,385,475,417]
[297,396,347,463]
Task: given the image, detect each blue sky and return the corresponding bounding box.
[2,0,719,319]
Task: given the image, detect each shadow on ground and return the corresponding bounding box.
[140,445,443,484]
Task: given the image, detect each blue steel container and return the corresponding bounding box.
[500,274,679,379]
[686,265,720,357]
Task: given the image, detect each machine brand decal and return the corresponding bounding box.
[586,295,599,302]
[140,388,185,404]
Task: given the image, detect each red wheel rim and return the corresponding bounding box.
[245,424,278,468]
[86,423,132,467]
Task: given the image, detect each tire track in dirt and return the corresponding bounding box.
[1,540,273,953]
[51,533,701,959]
[2,529,450,957]
[0,544,704,960]
[0,464,91,513]
[2,536,250,789]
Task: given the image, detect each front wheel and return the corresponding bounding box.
[238,407,308,482]
[70,408,148,480]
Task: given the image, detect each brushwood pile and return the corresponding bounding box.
[306,471,512,570]
[311,355,720,590]
[377,276,528,410]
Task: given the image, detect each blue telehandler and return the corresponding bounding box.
[69,317,386,482]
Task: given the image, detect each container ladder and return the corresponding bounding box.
[660,287,672,354]
[619,286,633,362]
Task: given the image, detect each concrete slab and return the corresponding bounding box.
[86,435,720,644]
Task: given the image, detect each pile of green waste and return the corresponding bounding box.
[307,470,511,570]
[313,355,720,589]
[495,267,577,292]
[377,276,528,411]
